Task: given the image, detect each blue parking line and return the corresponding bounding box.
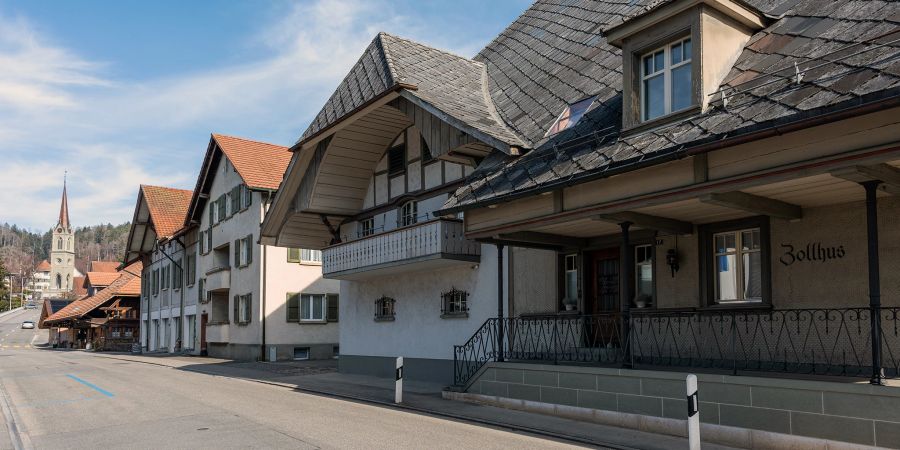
[65,374,114,397]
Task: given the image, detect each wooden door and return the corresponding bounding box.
[588,248,620,314]
[200,313,208,355]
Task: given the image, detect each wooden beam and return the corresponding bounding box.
[700,191,802,220]
[593,211,693,235]
[831,164,900,195]
[494,231,587,248]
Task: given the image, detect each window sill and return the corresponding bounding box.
[374,316,395,322]
[299,320,328,325]
[299,261,322,266]
[622,105,701,137]
[441,312,469,319]
[206,320,230,326]
[697,303,772,312]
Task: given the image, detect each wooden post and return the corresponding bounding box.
[862,181,884,385]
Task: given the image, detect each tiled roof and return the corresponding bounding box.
[443,0,900,212]
[72,276,87,297]
[85,272,118,287]
[141,185,193,239]
[35,260,51,272]
[90,261,119,273]
[298,32,525,148]
[45,261,142,323]
[212,134,291,191]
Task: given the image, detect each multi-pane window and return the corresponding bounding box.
[642,37,692,121]
[545,96,596,136]
[713,228,762,303]
[300,294,327,322]
[399,201,418,227]
[301,249,321,263]
[235,235,252,267]
[635,245,653,307]
[234,294,251,324]
[360,218,375,237]
[388,144,406,175]
[375,296,396,321]
[564,254,578,307]
[441,288,469,317]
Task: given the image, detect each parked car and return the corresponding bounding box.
[24,302,37,309]
[21,321,35,329]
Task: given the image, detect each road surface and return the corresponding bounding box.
[0,308,589,449]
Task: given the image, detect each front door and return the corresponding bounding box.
[200,313,208,355]
[587,248,620,314]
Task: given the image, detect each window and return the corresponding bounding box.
[185,253,196,286]
[161,265,169,290]
[152,269,160,295]
[301,249,322,264]
[293,347,310,360]
[198,278,206,303]
[199,230,206,254]
[563,254,578,309]
[388,144,406,175]
[635,245,653,308]
[300,294,327,322]
[241,185,252,209]
[173,258,183,289]
[375,296,395,321]
[421,136,433,162]
[399,201,418,227]
[713,228,762,303]
[545,96,596,136]
[441,288,469,318]
[359,218,375,237]
[642,37,692,121]
[57,238,62,250]
[206,227,212,253]
[327,294,339,323]
[286,293,299,322]
[234,294,251,325]
[235,235,252,268]
[211,200,220,224]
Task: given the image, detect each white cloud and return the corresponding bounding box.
[0,0,494,230]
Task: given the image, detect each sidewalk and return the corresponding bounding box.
[89,352,736,450]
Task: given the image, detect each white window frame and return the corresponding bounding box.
[360,218,375,237]
[712,228,762,304]
[238,294,250,324]
[564,254,578,304]
[634,244,654,306]
[300,249,322,264]
[399,201,418,228]
[300,294,327,322]
[239,237,250,267]
[640,36,692,121]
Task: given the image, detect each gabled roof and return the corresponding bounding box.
[142,185,193,239]
[442,0,900,212]
[44,261,142,323]
[90,261,120,273]
[212,134,291,191]
[39,298,73,329]
[298,32,525,150]
[35,260,51,272]
[72,276,87,297]
[85,272,118,287]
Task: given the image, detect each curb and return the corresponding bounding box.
[91,353,637,449]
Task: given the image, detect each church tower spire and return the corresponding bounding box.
[58,172,70,230]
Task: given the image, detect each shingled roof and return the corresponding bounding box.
[44,261,142,323]
[441,0,900,212]
[298,32,525,149]
[212,134,291,191]
[142,185,193,239]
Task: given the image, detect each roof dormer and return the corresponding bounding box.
[607,0,766,131]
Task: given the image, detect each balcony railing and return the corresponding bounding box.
[453,307,900,386]
[323,218,480,278]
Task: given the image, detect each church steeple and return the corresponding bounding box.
[58,172,70,230]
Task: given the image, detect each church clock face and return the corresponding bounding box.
[57,227,63,233]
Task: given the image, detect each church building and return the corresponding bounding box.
[47,177,81,298]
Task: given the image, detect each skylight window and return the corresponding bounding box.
[545,96,596,137]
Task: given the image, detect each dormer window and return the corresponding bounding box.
[545,96,596,137]
[642,37,692,121]
[399,201,417,227]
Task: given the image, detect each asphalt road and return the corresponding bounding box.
[0,309,589,450]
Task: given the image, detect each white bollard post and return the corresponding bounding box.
[395,357,404,404]
[686,374,700,450]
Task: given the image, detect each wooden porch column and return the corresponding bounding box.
[862,181,884,385]
[620,222,633,369]
[496,243,505,363]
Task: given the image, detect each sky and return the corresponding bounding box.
[0,0,531,231]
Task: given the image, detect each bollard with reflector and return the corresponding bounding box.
[395,357,403,404]
[686,374,700,450]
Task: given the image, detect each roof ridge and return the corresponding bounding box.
[375,32,400,85]
[212,133,288,150]
[379,31,485,67]
[141,184,192,193]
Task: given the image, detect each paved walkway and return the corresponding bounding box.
[85,352,737,449]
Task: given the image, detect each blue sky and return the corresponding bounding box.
[0,0,530,230]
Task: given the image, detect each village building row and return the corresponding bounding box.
[40,0,899,446]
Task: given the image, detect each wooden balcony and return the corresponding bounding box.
[322,218,480,280]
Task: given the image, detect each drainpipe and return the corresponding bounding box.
[174,237,187,352]
[496,243,505,363]
[260,191,271,361]
[620,222,633,369]
[862,181,883,385]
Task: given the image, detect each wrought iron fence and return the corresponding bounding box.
[453,307,900,386]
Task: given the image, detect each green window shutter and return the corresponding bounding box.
[234,240,240,267]
[327,294,339,322]
[286,294,298,322]
[233,295,238,323]
[209,204,214,225]
[246,294,252,324]
[246,235,253,265]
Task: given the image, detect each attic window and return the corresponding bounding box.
[388,144,406,175]
[642,37,692,121]
[545,96,596,137]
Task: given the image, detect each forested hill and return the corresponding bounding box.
[0,222,130,275]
